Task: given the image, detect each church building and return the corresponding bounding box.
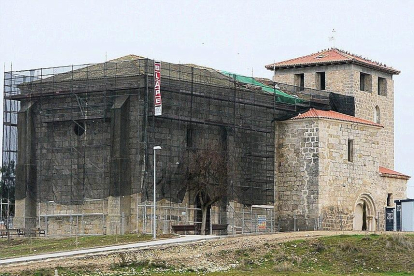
[3,48,410,235]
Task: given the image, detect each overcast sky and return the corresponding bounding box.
[1,0,413,195]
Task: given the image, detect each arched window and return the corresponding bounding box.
[374,106,380,124]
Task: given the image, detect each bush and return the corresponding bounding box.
[274,261,293,272]
[339,241,359,253]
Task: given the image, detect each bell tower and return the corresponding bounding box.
[266,48,400,169]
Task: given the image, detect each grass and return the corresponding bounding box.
[4,234,414,275]
[0,233,173,259]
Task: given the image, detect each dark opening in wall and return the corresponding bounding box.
[387,193,393,207]
[360,72,372,92]
[74,121,85,136]
[294,73,304,91]
[378,77,387,96]
[316,72,326,90]
[348,139,354,162]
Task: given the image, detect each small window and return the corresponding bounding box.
[387,193,393,207]
[374,106,380,124]
[360,73,365,91]
[74,121,85,136]
[294,73,304,91]
[378,77,387,96]
[360,72,372,92]
[348,139,354,162]
[316,72,326,90]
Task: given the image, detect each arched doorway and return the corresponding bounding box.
[353,194,376,231]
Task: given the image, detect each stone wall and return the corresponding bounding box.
[318,118,382,230]
[275,120,319,231]
[273,63,395,169]
[349,65,395,169]
[273,64,354,95]
[276,117,406,231]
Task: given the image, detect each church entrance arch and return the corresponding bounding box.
[353,194,376,231]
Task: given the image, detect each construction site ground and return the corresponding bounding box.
[0,230,376,274]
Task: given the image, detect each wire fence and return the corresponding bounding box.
[1,206,383,238]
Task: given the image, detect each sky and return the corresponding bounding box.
[0,0,413,195]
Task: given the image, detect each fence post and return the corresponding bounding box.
[232,207,235,236]
[137,200,139,235]
[70,215,73,236]
[209,209,213,235]
[186,204,188,224]
[242,208,244,234]
[143,202,147,233]
[121,212,125,235]
[271,209,274,233]
[81,214,85,235]
[293,215,297,231]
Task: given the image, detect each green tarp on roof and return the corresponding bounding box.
[220,70,300,104]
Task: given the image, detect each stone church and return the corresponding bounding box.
[267,48,410,231]
[4,48,409,235]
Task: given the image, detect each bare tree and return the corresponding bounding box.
[185,149,227,235]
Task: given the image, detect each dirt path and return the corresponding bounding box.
[0,231,376,274]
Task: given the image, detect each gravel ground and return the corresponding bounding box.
[0,230,374,274]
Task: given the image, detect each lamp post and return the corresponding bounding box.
[153,146,162,239]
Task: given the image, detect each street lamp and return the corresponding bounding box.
[153,146,162,239]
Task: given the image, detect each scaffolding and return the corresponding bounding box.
[2,56,354,235]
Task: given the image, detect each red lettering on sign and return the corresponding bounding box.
[154,61,162,116]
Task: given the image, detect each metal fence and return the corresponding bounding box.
[136,203,275,235]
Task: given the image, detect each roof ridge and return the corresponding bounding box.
[266,49,333,68]
[379,166,410,179]
[331,48,355,60]
[332,48,389,68]
[291,108,383,127]
[265,48,400,74]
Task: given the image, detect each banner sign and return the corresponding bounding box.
[154,61,162,116]
[258,215,267,230]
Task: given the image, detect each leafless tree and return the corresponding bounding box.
[185,149,227,235]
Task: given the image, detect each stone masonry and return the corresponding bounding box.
[276,116,406,231]
[273,63,395,169]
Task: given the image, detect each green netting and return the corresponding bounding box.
[220,70,300,104]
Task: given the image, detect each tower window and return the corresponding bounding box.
[378,77,387,96]
[387,193,393,207]
[294,73,304,91]
[360,73,372,92]
[316,72,326,90]
[348,139,354,162]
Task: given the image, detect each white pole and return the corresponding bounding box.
[153,146,161,239]
[153,149,156,239]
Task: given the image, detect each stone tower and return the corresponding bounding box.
[266,48,400,169]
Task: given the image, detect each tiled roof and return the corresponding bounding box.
[379,166,410,180]
[265,48,400,75]
[290,108,383,127]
